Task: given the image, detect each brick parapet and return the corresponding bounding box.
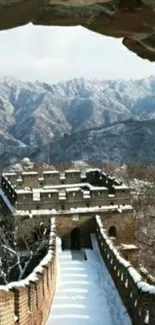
[95,215,155,325]
[0,218,56,325]
[1,169,131,212]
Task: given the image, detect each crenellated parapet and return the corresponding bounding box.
[95,215,155,325]
[0,218,56,325]
[0,169,132,214]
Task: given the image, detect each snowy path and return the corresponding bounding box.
[46,236,132,325]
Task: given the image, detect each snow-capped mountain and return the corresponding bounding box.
[0,76,155,164]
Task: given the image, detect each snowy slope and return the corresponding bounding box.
[0,76,155,163]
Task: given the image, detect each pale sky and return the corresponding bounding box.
[0,23,155,84]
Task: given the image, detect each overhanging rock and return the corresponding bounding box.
[1,0,155,61]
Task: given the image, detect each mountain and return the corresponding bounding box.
[0,76,155,164]
[47,119,155,164]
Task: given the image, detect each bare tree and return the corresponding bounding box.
[102,161,118,176]
[0,216,50,284]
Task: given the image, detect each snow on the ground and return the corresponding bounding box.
[46,236,131,325]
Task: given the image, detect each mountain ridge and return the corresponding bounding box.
[0,76,155,163]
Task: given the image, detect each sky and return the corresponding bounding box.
[0,23,155,84]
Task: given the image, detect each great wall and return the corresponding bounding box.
[0,218,56,325]
[0,168,154,325]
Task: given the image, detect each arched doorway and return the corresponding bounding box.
[71,228,81,250]
[108,226,117,238]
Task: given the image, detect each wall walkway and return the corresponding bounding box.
[46,236,131,325]
[0,214,154,325]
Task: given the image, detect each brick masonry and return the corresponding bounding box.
[0,169,146,324]
[1,169,131,212]
[96,215,155,325]
[0,214,153,325]
[55,209,134,249]
[0,219,56,325]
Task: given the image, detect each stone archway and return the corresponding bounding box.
[71,227,81,250]
[108,226,117,238]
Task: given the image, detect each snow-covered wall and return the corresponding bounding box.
[95,215,155,325]
[1,169,131,215]
[0,218,56,325]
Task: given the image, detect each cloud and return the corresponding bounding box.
[0,24,154,83]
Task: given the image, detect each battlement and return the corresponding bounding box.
[1,169,131,215]
[2,168,126,189]
[0,169,151,325]
[0,218,56,325]
[96,215,155,325]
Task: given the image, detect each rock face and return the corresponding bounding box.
[0,76,155,164]
[1,0,155,61]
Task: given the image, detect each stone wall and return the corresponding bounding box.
[2,169,126,190]
[13,209,133,250]
[95,215,155,325]
[54,210,134,249]
[56,215,95,249]
[15,189,130,211]
[1,170,131,213]
[0,218,56,325]
[1,170,131,212]
[43,171,60,186]
[100,211,135,245]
